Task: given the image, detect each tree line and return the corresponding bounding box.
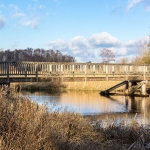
[0,48,76,62]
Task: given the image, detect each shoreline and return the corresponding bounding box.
[10,82,150,93]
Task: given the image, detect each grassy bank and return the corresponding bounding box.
[11,81,123,92]
[11,81,150,93]
[12,82,66,92]
[1,88,150,149]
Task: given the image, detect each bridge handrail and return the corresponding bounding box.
[0,62,149,76]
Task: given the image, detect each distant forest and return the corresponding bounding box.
[0,48,75,62]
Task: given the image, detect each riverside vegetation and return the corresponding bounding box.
[0,87,150,150]
[19,82,66,92]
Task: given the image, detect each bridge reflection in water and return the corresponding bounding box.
[22,90,150,125]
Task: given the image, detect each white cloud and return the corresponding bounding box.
[125,36,149,47]
[48,36,92,55]
[126,0,150,11]
[124,37,150,57]
[48,39,68,50]
[89,32,120,48]
[68,36,91,54]
[9,4,40,29]
[46,33,145,62]
[110,47,127,56]
[0,15,5,29]
[125,39,138,47]
[9,4,26,18]
[20,18,38,29]
[13,11,26,18]
[127,0,143,10]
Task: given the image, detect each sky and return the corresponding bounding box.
[0,0,150,62]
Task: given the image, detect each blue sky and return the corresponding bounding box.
[0,0,150,62]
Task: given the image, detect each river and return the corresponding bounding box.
[21,90,150,125]
[21,90,150,115]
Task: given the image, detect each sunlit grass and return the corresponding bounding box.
[18,82,66,92]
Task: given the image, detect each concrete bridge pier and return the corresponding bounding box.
[141,80,148,95]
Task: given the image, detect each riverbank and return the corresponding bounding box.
[10,81,123,91]
[10,80,150,92]
[1,88,150,149]
[10,82,66,92]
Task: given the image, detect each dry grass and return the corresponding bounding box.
[0,87,150,150]
[19,82,66,92]
[86,114,150,150]
[0,87,103,150]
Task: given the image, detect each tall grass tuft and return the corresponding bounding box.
[86,114,150,150]
[0,86,103,150]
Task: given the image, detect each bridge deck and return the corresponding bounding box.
[0,62,149,85]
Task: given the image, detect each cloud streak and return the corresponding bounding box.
[9,4,40,29]
[127,0,143,10]
[0,15,5,29]
[10,4,26,18]
[19,18,38,29]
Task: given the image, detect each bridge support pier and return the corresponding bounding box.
[141,81,147,95]
[100,80,149,97]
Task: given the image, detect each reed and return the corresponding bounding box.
[86,113,150,150]
[0,87,103,150]
[0,87,150,150]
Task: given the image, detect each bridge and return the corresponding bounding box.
[0,62,150,86]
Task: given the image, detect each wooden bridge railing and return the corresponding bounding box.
[0,62,149,76]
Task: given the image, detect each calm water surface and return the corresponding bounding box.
[21,90,150,116]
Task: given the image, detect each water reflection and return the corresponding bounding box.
[21,90,150,116]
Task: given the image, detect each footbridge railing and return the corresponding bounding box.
[0,62,149,76]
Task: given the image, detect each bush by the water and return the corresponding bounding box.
[0,87,150,150]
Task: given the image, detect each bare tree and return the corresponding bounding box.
[100,48,115,64]
[131,37,150,64]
